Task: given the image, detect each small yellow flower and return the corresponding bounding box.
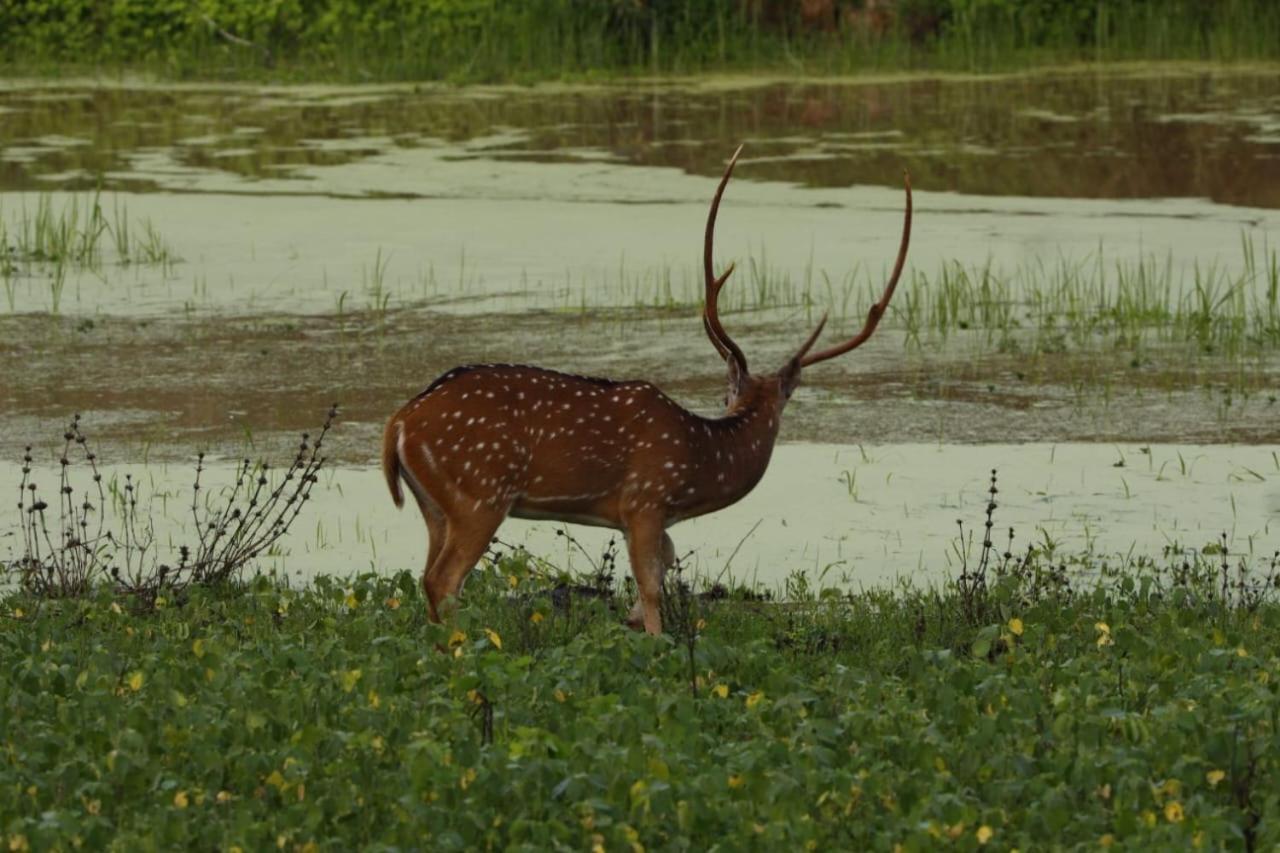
[745,691,764,709]
[1008,618,1024,637]
[1100,834,1115,848]
[7,834,30,852]
[1141,810,1157,828]
[385,597,400,610]
[216,790,233,804]
[110,602,122,615]
[1206,769,1226,787]
[976,825,993,844]
[265,770,286,790]
[484,628,503,650]
[127,671,144,692]
[192,638,206,659]
[554,689,568,703]
[728,774,745,789]
[1164,801,1184,823]
[339,669,362,693]
[459,767,477,790]
[367,689,381,709]
[447,629,467,648]
[1095,622,1114,647]
[712,684,729,699]
[83,798,101,815]
[1236,646,1248,658]
[530,611,544,624]
[173,790,189,809]
[507,574,519,589]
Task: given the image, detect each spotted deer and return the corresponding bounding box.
[383,146,912,634]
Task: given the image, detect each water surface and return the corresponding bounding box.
[3,443,1276,588]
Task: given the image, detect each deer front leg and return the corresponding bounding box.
[624,522,672,634]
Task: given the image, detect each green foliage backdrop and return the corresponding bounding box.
[1,0,1277,81]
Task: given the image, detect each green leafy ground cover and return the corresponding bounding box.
[2,547,1278,850]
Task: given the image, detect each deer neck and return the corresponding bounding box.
[679,391,784,518]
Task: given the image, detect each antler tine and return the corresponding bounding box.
[704,145,749,375]
[799,171,913,369]
[791,313,829,363]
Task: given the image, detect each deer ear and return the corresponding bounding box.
[780,357,803,398]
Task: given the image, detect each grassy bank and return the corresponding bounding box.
[2,540,1278,849]
[2,0,1280,83]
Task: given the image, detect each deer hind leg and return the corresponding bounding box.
[424,508,506,623]
[628,532,675,631]
[624,520,670,635]
[400,465,449,619]
[416,498,447,621]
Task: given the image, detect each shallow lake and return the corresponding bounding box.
[2,67,1278,586]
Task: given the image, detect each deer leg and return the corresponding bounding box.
[414,495,447,619]
[425,509,506,623]
[628,532,675,629]
[624,518,667,635]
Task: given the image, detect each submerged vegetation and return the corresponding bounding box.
[0,191,177,313]
[2,514,1279,848]
[553,234,1280,394]
[2,0,1279,82]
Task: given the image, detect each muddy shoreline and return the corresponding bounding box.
[5,309,1277,467]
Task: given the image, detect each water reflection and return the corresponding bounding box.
[2,70,1279,206]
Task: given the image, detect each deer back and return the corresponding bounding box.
[389,364,783,525]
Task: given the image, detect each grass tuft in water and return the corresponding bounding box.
[0,192,179,312]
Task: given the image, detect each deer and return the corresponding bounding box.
[382,146,912,634]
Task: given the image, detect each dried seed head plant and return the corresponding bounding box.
[6,406,338,607]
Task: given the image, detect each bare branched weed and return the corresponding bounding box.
[5,406,338,608]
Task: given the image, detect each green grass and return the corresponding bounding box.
[0,191,177,312]
[2,542,1278,850]
[562,235,1280,366]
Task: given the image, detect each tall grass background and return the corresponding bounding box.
[2,0,1279,83]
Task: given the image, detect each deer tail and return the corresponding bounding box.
[382,418,405,509]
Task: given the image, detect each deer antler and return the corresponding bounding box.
[703,145,749,376]
[798,171,912,368]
